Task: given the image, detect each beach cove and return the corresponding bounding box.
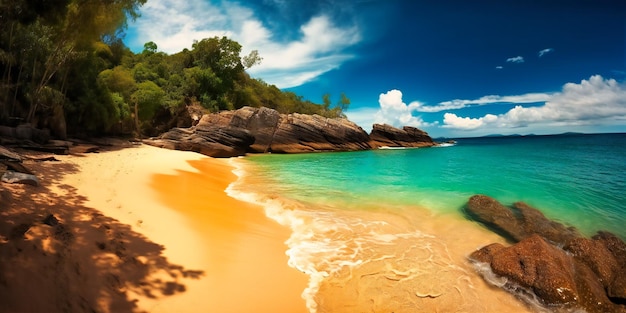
[1,133,625,312]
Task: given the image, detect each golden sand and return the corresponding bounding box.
[0,144,307,313]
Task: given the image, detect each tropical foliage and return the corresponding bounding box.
[0,0,349,138]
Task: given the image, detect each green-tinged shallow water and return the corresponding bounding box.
[246,133,626,239]
[229,133,626,313]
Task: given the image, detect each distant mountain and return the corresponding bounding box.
[481,133,524,138]
[557,132,585,136]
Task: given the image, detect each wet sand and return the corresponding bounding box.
[58,144,308,312]
[230,159,535,313]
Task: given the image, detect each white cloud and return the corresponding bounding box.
[374,90,435,129]
[345,107,379,133]
[442,75,626,131]
[414,92,554,113]
[538,48,554,57]
[506,56,525,63]
[495,66,503,69]
[442,113,498,130]
[129,0,361,88]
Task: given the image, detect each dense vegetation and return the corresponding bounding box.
[0,0,349,138]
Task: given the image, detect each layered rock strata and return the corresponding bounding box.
[369,124,435,148]
[146,107,436,157]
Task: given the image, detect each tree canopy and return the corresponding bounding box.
[0,0,350,138]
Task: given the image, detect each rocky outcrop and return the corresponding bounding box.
[467,195,626,313]
[146,107,437,157]
[146,125,255,158]
[147,107,374,157]
[369,124,435,148]
[465,194,582,244]
[0,124,50,144]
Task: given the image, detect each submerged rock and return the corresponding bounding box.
[465,194,582,244]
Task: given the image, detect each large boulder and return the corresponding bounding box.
[467,195,626,313]
[470,235,622,313]
[465,194,581,244]
[369,124,435,148]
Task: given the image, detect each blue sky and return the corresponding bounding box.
[125,0,626,138]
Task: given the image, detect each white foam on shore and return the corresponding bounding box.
[226,158,536,313]
[470,260,586,313]
[227,158,434,312]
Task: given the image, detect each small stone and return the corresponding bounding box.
[42,214,59,226]
[1,171,40,186]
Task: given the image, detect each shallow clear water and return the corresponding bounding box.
[229,133,626,313]
[245,133,626,239]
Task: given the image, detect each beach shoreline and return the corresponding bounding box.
[0,143,308,313]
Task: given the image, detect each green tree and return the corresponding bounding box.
[130,81,165,135]
[143,41,157,55]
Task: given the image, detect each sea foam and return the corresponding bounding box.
[226,159,509,313]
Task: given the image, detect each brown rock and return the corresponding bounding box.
[149,106,374,156]
[369,124,435,148]
[513,201,582,245]
[147,125,255,158]
[465,195,525,242]
[471,235,623,312]
[466,195,581,244]
[565,237,620,289]
[591,232,626,301]
[0,146,22,162]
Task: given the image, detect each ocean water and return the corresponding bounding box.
[227,133,626,313]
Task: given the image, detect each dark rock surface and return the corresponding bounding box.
[146,125,255,158]
[147,107,372,156]
[146,107,436,157]
[465,194,582,244]
[369,124,435,148]
[467,195,626,313]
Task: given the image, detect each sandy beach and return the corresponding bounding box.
[0,143,308,313]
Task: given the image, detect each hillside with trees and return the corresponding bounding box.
[0,0,349,139]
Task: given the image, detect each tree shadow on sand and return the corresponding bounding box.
[0,155,204,313]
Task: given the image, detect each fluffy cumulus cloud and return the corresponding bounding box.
[128,0,361,88]
[443,113,498,130]
[442,75,626,131]
[538,48,554,57]
[374,90,434,128]
[506,56,525,63]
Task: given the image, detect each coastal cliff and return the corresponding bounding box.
[145,106,436,157]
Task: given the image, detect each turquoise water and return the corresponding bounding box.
[246,133,626,240]
[231,133,626,313]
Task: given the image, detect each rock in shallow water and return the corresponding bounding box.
[467,195,626,313]
[465,194,582,245]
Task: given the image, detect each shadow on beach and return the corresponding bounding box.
[0,155,204,313]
